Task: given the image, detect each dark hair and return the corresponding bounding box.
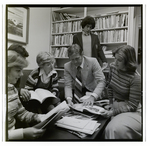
[68,44,83,57]
[81,16,95,29]
[8,43,29,58]
[112,45,137,72]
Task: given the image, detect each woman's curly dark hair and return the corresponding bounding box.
[112,45,137,72]
[81,16,95,29]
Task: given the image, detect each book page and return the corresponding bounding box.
[56,119,100,135]
[35,88,56,102]
[83,106,105,115]
[43,101,70,121]
[71,104,105,115]
[57,117,90,129]
[29,90,43,103]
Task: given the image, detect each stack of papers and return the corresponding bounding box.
[55,116,101,135]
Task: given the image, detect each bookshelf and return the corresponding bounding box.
[50,7,134,80]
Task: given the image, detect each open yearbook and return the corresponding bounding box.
[29,88,59,106]
[34,101,70,129]
[70,104,105,115]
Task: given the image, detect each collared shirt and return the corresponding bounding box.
[39,68,57,83]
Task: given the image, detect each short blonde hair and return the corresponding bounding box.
[36,52,55,67]
[8,50,28,68]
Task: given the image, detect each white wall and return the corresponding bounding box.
[8,7,51,70]
[26,8,51,69]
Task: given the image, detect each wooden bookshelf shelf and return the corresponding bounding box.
[51,45,70,47]
[50,6,133,79]
[101,42,127,45]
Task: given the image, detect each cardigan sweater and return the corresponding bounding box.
[25,68,59,95]
[7,83,39,140]
[107,63,141,116]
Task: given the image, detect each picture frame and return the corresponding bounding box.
[7,7,29,44]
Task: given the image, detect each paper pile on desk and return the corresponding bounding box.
[55,116,101,135]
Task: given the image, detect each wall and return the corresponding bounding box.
[26,7,51,69]
[8,7,51,70]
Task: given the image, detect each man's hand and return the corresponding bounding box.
[67,99,74,106]
[82,95,95,106]
[20,88,31,101]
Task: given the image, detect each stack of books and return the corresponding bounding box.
[52,12,80,21]
[102,46,113,58]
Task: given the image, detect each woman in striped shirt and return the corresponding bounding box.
[101,45,142,140]
[7,50,46,140]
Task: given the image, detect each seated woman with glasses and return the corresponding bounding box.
[25,52,60,114]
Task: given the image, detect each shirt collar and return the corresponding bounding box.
[39,68,57,77]
[77,57,84,69]
[82,31,90,36]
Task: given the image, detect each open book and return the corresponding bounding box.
[70,104,105,115]
[29,88,59,105]
[34,101,70,129]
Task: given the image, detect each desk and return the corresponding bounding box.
[38,115,110,141]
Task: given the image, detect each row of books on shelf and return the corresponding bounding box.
[52,47,68,58]
[52,13,128,34]
[52,29,128,46]
[95,13,128,29]
[95,29,128,43]
[52,12,80,22]
[52,34,73,45]
[52,20,82,33]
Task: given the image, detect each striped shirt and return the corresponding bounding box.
[7,83,39,140]
[107,63,141,116]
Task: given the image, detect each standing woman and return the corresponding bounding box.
[7,50,46,140]
[101,45,142,140]
[73,16,107,68]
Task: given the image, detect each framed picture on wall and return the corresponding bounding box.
[7,7,29,44]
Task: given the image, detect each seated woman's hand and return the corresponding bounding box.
[38,114,47,122]
[23,127,45,140]
[100,109,113,118]
[20,88,31,101]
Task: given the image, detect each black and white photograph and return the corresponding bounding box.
[1,1,149,145]
[7,7,28,43]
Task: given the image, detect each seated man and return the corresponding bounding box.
[64,44,106,106]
